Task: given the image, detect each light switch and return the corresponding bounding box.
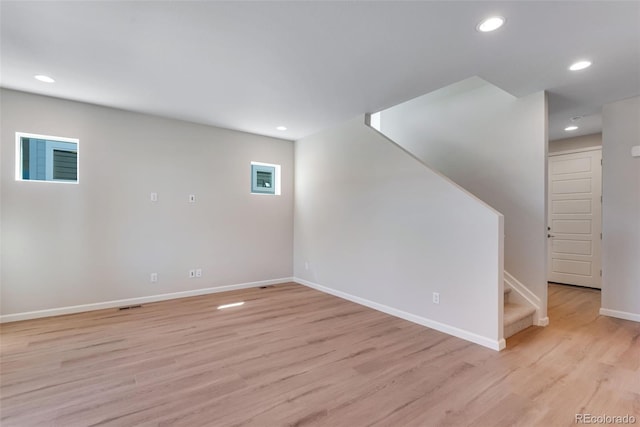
[150,192,158,202]
[189,194,196,203]
[632,146,640,158]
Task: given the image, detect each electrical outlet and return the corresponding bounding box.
[189,269,196,278]
[195,268,202,278]
[432,292,440,305]
[150,192,158,202]
[189,194,196,203]
[150,273,158,283]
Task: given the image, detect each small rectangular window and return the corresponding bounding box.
[251,162,280,195]
[16,132,79,183]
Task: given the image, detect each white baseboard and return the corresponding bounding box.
[0,277,294,323]
[599,308,640,323]
[294,277,504,351]
[537,317,549,326]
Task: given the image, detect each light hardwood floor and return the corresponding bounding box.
[1,283,638,426]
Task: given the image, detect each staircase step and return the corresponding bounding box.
[504,302,535,338]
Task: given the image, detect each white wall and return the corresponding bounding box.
[601,96,640,322]
[294,115,505,350]
[1,89,294,320]
[550,133,602,153]
[376,78,548,319]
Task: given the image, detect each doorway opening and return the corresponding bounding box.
[547,134,604,335]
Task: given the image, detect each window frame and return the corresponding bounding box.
[15,132,79,184]
[250,161,281,195]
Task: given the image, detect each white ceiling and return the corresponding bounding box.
[1,1,639,141]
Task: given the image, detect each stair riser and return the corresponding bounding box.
[504,314,534,338]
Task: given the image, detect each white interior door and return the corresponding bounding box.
[548,148,602,288]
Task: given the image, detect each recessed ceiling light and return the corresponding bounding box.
[276,126,287,131]
[477,16,505,32]
[564,125,579,131]
[34,74,55,83]
[569,61,592,71]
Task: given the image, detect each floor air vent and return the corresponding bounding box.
[118,305,142,311]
